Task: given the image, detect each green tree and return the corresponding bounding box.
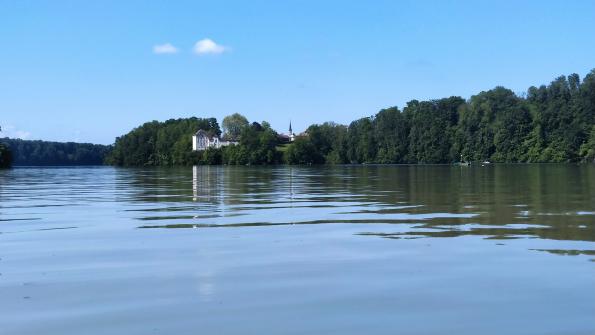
[579,126,595,162]
[306,122,348,164]
[0,143,12,168]
[455,87,532,162]
[0,125,10,168]
[346,117,377,163]
[525,75,590,162]
[407,97,463,163]
[285,137,322,164]
[219,121,281,165]
[222,113,249,140]
[373,107,409,163]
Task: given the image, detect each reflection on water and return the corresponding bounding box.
[0,165,594,335]
[530,249,595,256]
[128,164,595,245]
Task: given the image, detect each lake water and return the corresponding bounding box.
[1,165,594,335]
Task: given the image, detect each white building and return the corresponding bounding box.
[192,129,237,151]
[278,121,296,143]
[288,121,295,142]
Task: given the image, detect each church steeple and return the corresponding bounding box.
[288,120,295,142]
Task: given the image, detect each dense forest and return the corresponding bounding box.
[0,142,11,168]
[286,70,594,165]
[0,126,13,168]
[108,70,595,166]
[1,138,110,166]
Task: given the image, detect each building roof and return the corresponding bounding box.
[194,129,218,140]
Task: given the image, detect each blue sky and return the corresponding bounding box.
[1,0,595,144]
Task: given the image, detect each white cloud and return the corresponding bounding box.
[0,125,31,139]
[193,38,227,55]
[153,43,179,54]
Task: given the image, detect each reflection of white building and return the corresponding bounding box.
[192,165,226,210]
[192,130,237,151]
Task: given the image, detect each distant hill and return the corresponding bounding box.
[1,138,111,166]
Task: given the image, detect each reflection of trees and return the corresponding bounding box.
[351,165,595,242]
[121,164,595,242]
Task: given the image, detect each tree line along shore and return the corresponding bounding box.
[106,70,595,166]
[0,137,109,167]
[1,70,594,168]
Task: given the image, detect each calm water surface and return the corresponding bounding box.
[1,165,594,335]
